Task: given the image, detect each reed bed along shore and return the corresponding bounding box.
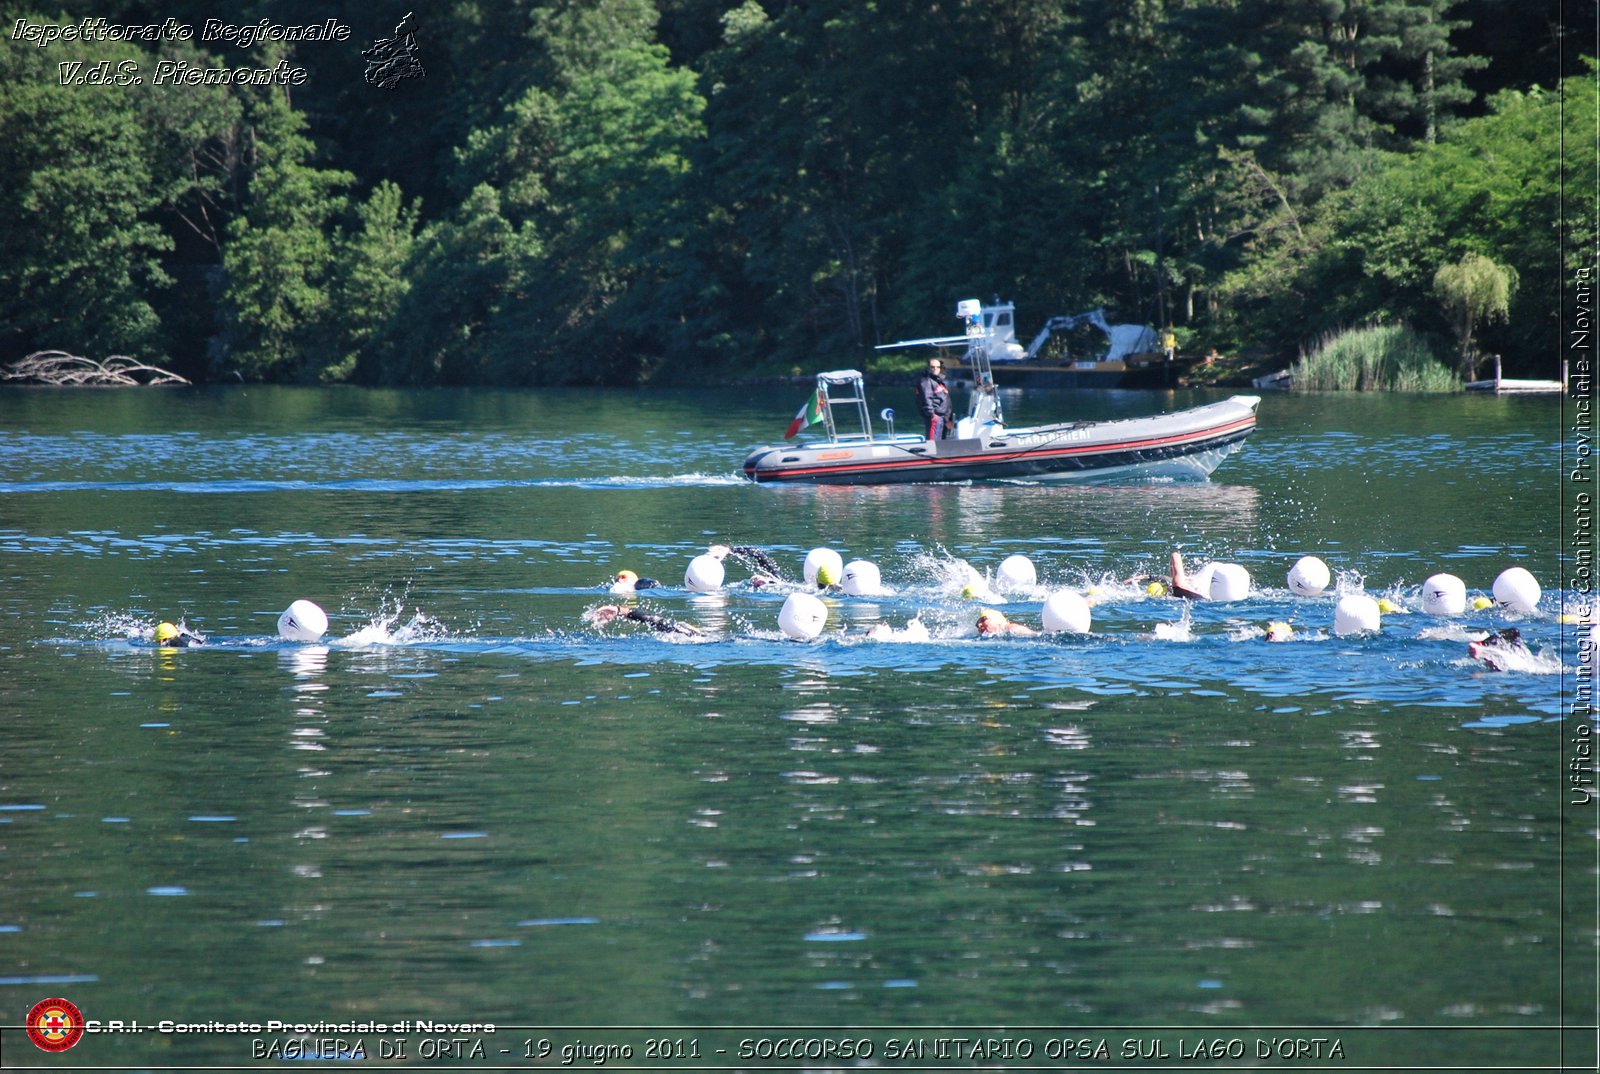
[1292,324,1460,392]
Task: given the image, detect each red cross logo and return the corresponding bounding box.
[26,997,84,1052]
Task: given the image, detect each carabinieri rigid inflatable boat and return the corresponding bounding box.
[742,370,1258,485]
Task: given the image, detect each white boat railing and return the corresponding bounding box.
[815,369,873,441]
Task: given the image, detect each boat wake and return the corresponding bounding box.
[2,473,748,495]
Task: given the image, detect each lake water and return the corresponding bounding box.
[0,384,1592,1070]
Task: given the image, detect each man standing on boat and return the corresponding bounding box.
[916,358,956,439]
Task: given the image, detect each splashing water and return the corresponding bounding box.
[1152,604,1195,643]
[81,610,160,641]
[333,593,453,647]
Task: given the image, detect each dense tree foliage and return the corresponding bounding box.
[0,35,173,358]
[1,0,1590,383]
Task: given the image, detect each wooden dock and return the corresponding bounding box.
[1464,355,1568,395]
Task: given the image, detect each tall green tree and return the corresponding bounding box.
[0,33,172,360]
[1275,74,1585,370]
[1125,0,1492,347]
[375,184,540,385]
[215,77,353,381]
[1363,0,1486,143]
[422,0,704,384]
[316,181,420,383]
[689,0,1058,367]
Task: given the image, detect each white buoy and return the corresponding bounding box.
[278,599,328,642]
[1187,561,1218,599]
[803,547,844,587]
[779,592,828,640]
[1420,573,1467,616]
[996,554,1037,592]
[842,559,885,596]
[1208,563,1251,602]
[1492,567,1541,614]
[1333,594,1381,637]
[685,546,728,592]
[1041,591,1092,634]
[1287,556,1331,597]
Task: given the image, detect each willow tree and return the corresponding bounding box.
[1433,252,1518,379]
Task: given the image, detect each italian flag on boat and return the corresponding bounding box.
[785,389,825,439]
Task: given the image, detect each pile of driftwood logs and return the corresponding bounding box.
[0,351,190,386]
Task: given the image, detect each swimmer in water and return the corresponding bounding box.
[1264,621,1294,642]
[585,604,703,637]
[1125,552,1207,599]
[609,570,661,595]
[154,621,204,648]
[1167,551,1209,600]
[1467,627,1533,671]
[729,544,784,579]
[975,608,1037,637]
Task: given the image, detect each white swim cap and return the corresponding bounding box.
[1333,594,1381,637]
[1208,563,1251,602]
[841,559,883,596]
[1491,567,1540,614]
[278,599,329,642]
[996,554,1037,592]
[1420,573,1466,616]
[779,592,828,640]
[684,552,725,592]
[1040,591,1092,634]
[1287,555,1330,597]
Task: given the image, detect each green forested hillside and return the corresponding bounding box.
[0,0,1592,385]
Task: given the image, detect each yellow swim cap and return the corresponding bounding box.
[1471,595,1493,610]
[1265,621,1294,642]
[155,622,180,644]
[976,608,1008,632]
[616,569,638,585]
[815,563,839,587]
[1377,597,1403,615]
[1146,580,1167,597]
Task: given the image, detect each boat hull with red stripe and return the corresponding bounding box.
[742,395,1260,485]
